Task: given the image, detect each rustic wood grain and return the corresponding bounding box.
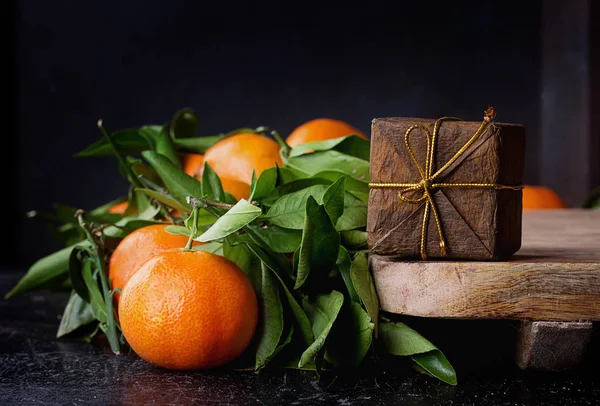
[371,209,600,321]
[368,117,525,260]
[516,321,593,371]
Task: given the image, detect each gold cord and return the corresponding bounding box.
[369,106,523,260]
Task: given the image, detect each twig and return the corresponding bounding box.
[200,199,235,210]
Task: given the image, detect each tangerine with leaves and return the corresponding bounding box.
[203,133,282,184]
[118,249,258,370]
[286,118,367,148]
[181,153,250,200]
[523,185,569,209]
[108,224,200,303]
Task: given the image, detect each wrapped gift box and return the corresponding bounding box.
[367,108,525,260]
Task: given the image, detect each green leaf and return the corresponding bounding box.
[223,237,253,272]
[4,242,90,299]
[378,319,436,355]
[336,247,360,302]
[134,188,190,214]
[155,125,180,167]
[129,157,162,187]
[269,325,295,366]
[249,166,278,201]
[75,127,157,157]
[172,136,224,153]
[244,228,294,277]
[164,225,191,237]
[57,291,96,338]
[201,162,225,202]
[48,204,79,224]
[411,351,457,386]
[183,208,218,228]
[312,171,370,202]
[81,260,107,324]
[173,126,266,153]
[335,191,367,231]
[266,185,328,229]
[246,225,302,253]
[298,290,344,368]
[350,252,379,336]
[261,178,330,206]
[130,188,152,215]
[52,223,84,247]
[191,241,224,255]
[134,204,163,220]
[255,263,284,371]
[171,108,199,139]
[289,135,370,161]
[245,243,314,347]
[90,196,128,215]
[340,230,368,250]
[101,206,162,238]
[68,247,90,303]
[266,185,366,231]
[137,126,162,150]
[379,319,456,385]
[276,165,299,184]
[285,150,370,182]
[51,204,123,226]
[197,199,262,242]
[278,356,317,371]
[322,177,346,225]
[294,197,340,289]
[325,302,373,368]
[142,150,203,207]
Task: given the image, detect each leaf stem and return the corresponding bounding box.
[97,120,144,189]
[271,130,292,156]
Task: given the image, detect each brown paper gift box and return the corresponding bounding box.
[367,112,526,260]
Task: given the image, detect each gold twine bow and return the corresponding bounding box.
[369,107,523,260]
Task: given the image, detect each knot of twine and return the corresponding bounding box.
[369,107,523,260]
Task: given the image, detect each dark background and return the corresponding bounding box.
[6,1,600,268]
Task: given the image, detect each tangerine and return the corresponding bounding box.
[286,118,367,148]
[108,201,129,214]
[181,153,250,200]
[108,224,200,303]
[118,250,258,370]
[203,133,282,185]
[522,185,569,209]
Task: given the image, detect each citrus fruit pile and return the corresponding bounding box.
[30,108,597,385]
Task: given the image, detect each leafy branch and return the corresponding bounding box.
[6,108,456,385]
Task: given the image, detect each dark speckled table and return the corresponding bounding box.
[1,272,599,405]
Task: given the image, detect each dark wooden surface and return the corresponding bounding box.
[368,118,525,260]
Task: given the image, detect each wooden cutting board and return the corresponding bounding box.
[370,209,600,321]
